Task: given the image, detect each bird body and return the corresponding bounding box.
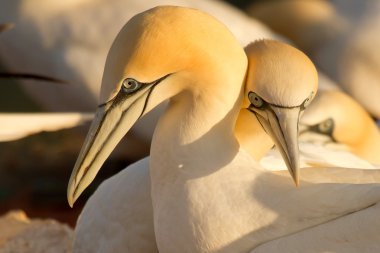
[260,141,376,171]
[252,172,380,253]
[74,158,157,252]
[76,157,380,252]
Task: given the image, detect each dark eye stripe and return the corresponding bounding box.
[308,118,336,141]
[248,91,314,110]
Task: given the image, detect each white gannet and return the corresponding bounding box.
[247,0,380,119]
[68,7,380,253]
[300,90,380,165]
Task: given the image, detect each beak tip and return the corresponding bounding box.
[291,172,300,187]
[67,192,77,208]
[67,181,78,208]
[67,192,74,208]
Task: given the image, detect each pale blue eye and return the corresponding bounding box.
[318,118,334,133]
[122,78,141,93]
[248,92,264,108]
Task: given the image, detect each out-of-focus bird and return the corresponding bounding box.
[247,0,380,119]
[255,71,375,170]
[260,88,378,171]
[300,90,380,165]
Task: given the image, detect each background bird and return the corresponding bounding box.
[300,90,380,165]
[260,89,379,170]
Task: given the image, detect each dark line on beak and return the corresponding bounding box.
[73,95,138,194]
[72,74,172,193]
[247,107,268,135]
[139,82,158,119]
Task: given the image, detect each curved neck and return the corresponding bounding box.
[150,83,243,179]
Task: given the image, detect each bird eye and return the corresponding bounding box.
[122,78,141,94]
[303,92,314,108]
[318,118,334,134]
[248,92,264,108]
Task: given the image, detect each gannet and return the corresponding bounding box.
[300,90,380,165]
[68,7,380,253]
[247,0,380,119]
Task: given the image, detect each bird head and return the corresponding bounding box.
[244,40,318,185]
[67,6,247,206]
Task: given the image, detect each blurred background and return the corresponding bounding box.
[0,0,379,232]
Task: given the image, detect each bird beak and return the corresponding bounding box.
[67,83,157,207]
[249,105,301,185]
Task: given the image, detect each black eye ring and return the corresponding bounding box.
[122,78,141,94]
[318,118,334,134]
[248,92,264,108]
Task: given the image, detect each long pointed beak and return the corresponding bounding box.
[67,85,155,207]
[250,105,301,185]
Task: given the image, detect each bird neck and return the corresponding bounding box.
[148,77,260,252]
[150,83,243,180]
